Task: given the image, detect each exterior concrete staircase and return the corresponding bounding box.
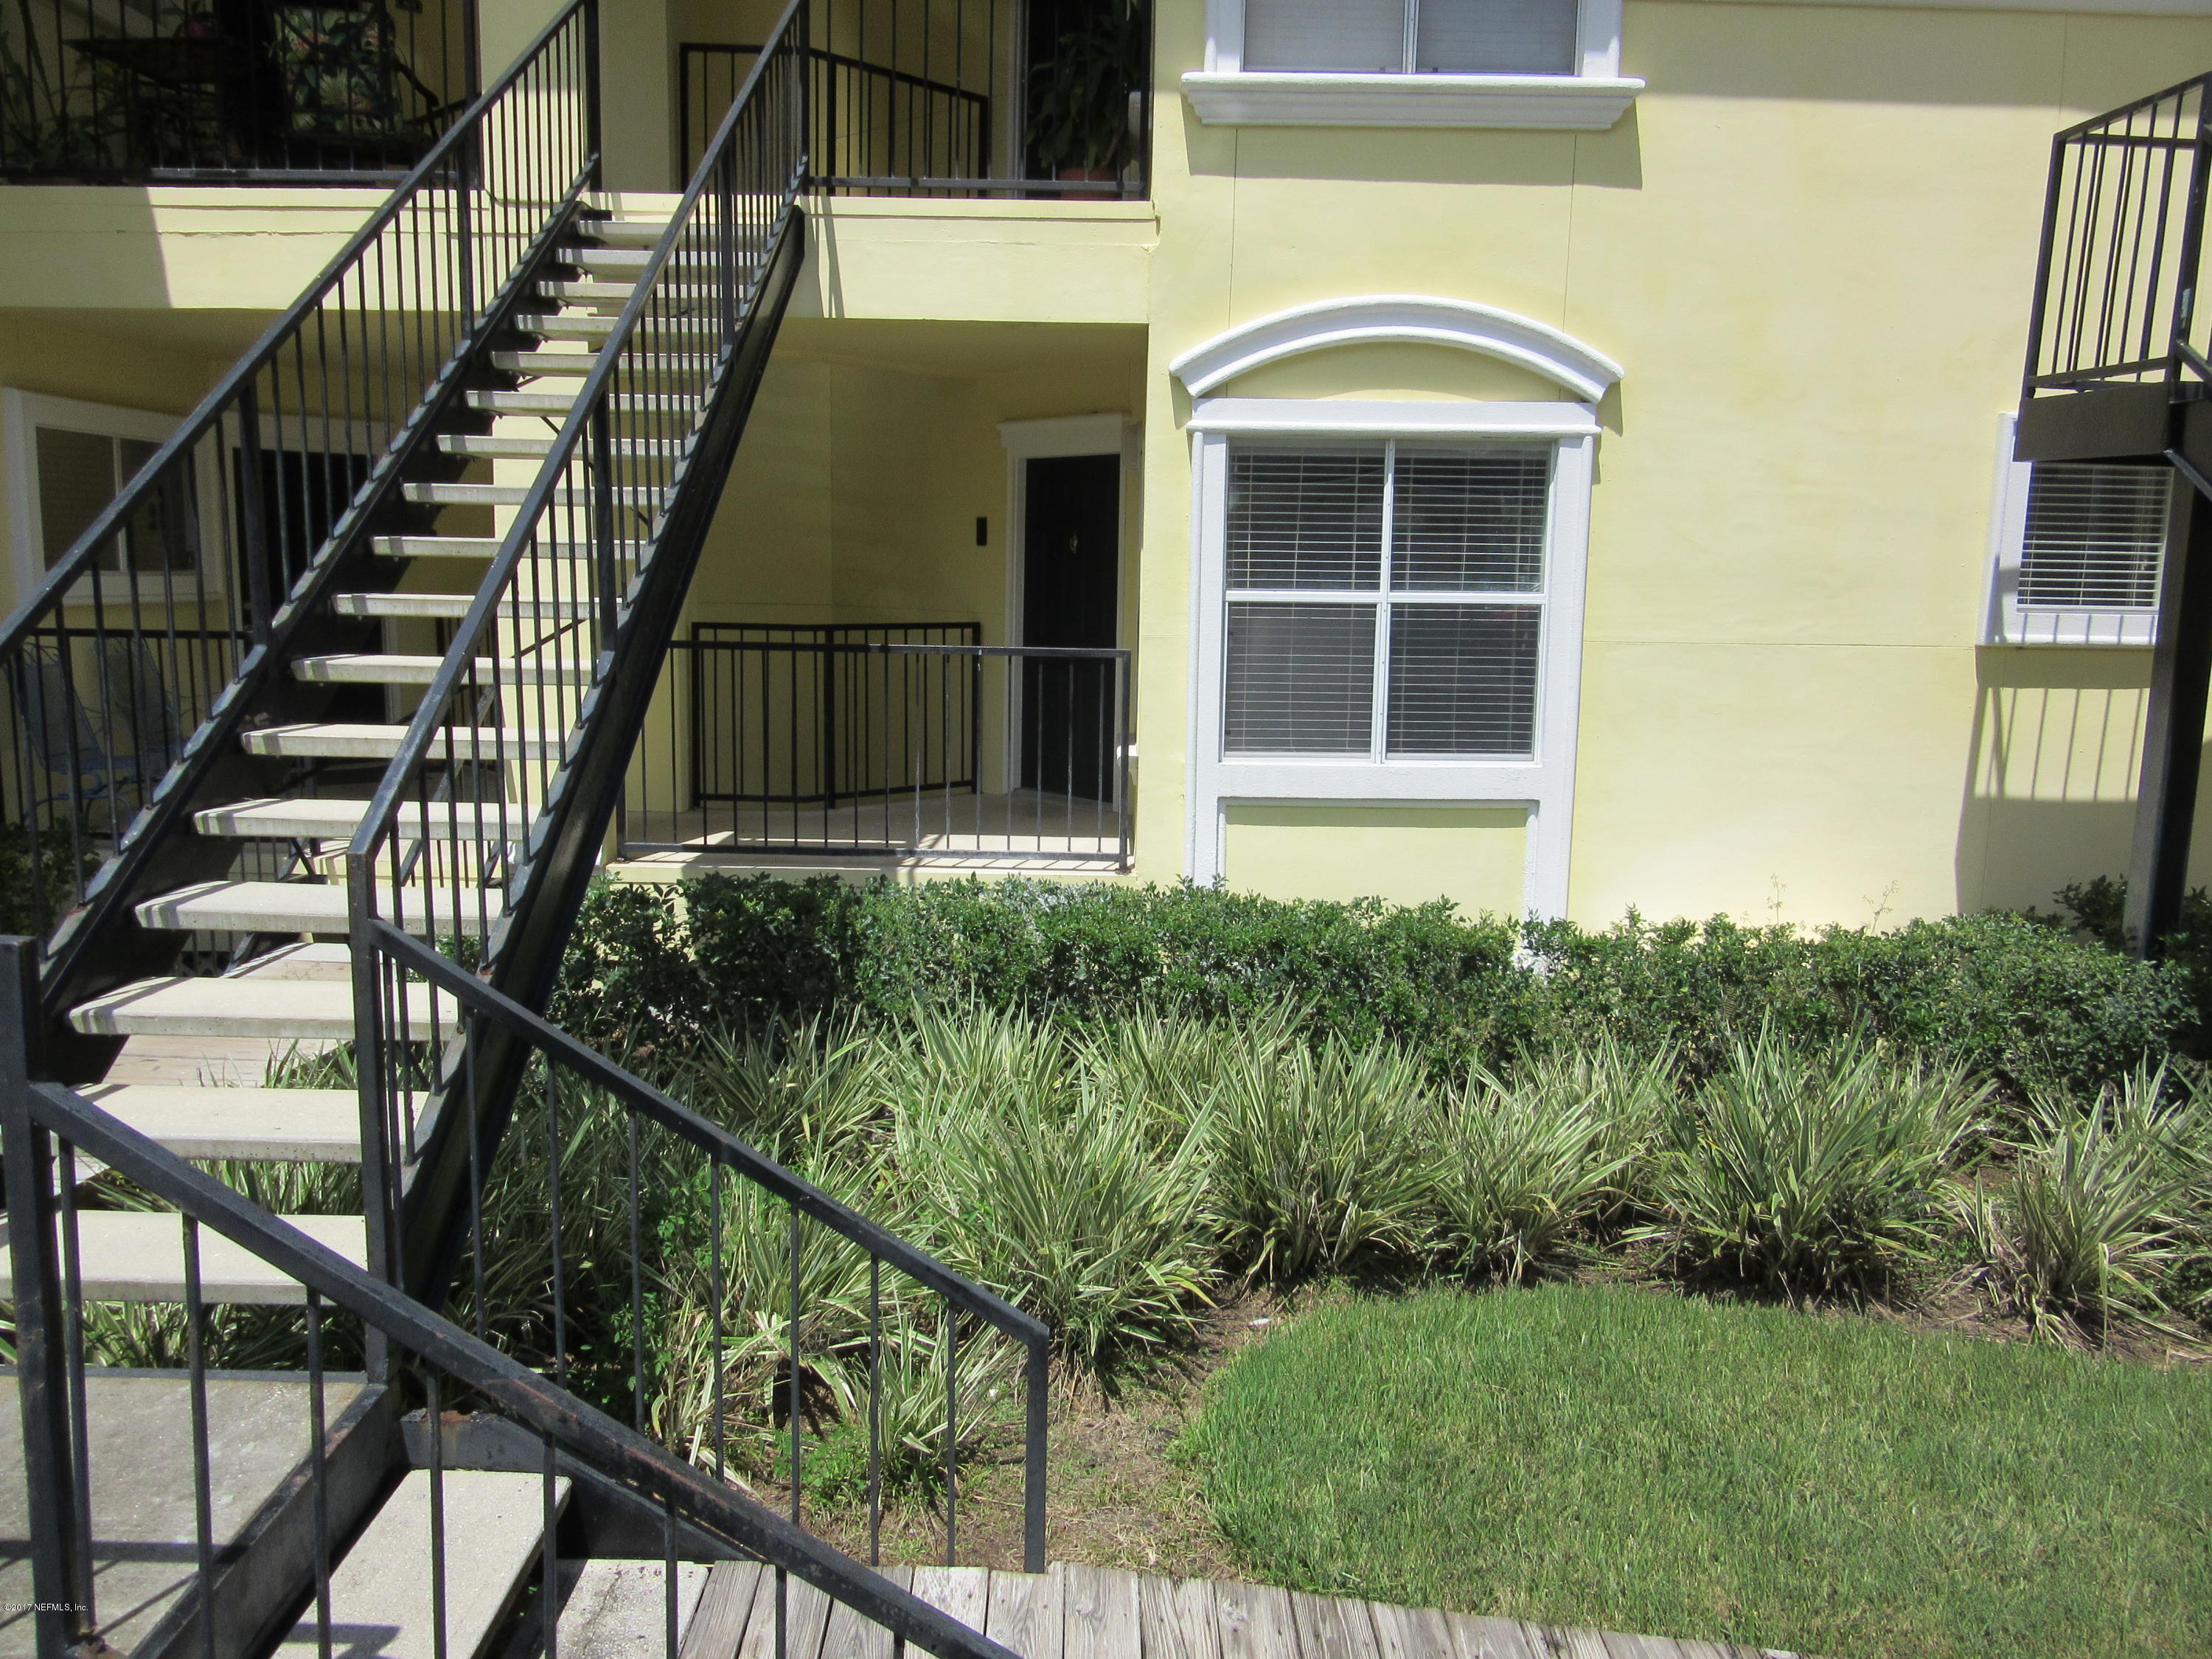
[0,205,675,1319]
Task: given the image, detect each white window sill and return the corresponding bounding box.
[1990,610,2157,647]
[1179,70,1643,131]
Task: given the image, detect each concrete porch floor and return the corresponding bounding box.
[619,789,1127,867]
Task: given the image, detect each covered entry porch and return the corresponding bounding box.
[617,319,1144,872]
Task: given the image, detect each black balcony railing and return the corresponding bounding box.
[0,0,479,182]
[681,0,1149,198]
[622,625,1133,865]
[2023,70,2212,400]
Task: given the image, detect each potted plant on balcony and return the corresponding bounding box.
[1026,0,1144,198]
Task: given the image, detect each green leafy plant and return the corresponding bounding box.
[1026,1,1147,173]
[1424,1039,1671,1279]
[1646,1027,1986,1293]
[1199,1032,1435,1279]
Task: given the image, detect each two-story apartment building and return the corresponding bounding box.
[6,0,2211,935]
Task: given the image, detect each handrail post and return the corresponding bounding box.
[1023,1330,1047,1571]
[584,0,605,190]
[0,936,85,1657]
[236,385,274,648]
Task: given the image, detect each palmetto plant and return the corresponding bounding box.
[1201,1033,1435,1279]
[1966,1067,2205,1338]
[1423,1039,1670,1280]
[899,1087,1215,1368]
[1647,1027,1986,1294]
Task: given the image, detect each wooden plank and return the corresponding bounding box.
[986,1569,1065,1659]
[1290,1593,1384,1659]
[1523,1627,1610,1659]
[681,1560,767,1658]
[1057,1562,1141,1659]
[821,1564,914,1659]
[1137,1575,1222,1659]
[1444,1612,1545,1659]
[1214,1580,1301,1659]
[1597,1634,1686,1659]
[733,1567,837,1659]
[1365,1599,1455,1659]
[909,1566,993,1635]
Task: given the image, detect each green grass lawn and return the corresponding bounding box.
[1176,1284,2211,1659]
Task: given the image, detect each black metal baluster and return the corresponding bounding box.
[184,1216,215,1659]
[308,1290,335,1659]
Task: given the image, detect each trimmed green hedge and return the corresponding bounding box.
[550,875,2197,1093]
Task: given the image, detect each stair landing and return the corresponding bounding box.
[0,1374,383,1659]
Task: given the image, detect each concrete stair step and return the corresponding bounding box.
[439,433,690,459]
[0,1210,366,1304]
[554,1559,712,1657]
[577,217,677,247]
[294,653,595,687]
[134,879,486,936]
[241,723,570,761]
[567,247,720,274]
[518,311,717,341]
[78,1082,367,1161]
[195,796,527,841]
[468,388,698,415]
[369,538,643,574]
[332,592,596,621]
[490,349,713,378]
[274,1470,571,1658]
[401,482,668,508]
[70,973,458,1040]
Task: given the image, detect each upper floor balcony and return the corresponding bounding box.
[0,0,1152,198]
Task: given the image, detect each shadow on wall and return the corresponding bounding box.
[1959,644,2212,915]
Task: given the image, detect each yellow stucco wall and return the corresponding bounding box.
[1225,805,1528,913]
[1133,0,2212,925]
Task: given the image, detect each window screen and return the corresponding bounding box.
[35,425,192,574]
[1242,0,1579,74]
[2018,461,2167,611]
[1225,602,1376,752]
[1416,0,1577,74]
[1223,439,1550,759]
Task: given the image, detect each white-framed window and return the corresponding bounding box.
[1183,0,1640,130]
[3,391,195,601]
[1986,413,2169,647]
[1186,399,1597,917]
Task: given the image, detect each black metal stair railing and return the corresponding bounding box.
[0,0,602,1071]
[0,938,1040,1659]
[2023,71,2212,400]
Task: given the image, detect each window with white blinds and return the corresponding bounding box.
[1222,438,1550,758]
[1242,0,1579,75]
[2017,461,2167,612]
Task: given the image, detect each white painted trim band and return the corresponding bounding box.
[1170,296,1625,403]
[998,413,1130,458]
[1180,70,1642,130]
[1191,397,1600,436]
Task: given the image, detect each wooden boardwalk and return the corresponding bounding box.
[672,1561,1812,1659]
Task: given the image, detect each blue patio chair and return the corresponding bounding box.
[14,639,185,830]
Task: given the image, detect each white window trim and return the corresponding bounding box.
[1983,411,2162,648]
[1183,0,1641,130]
[1183,398,1594,919]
